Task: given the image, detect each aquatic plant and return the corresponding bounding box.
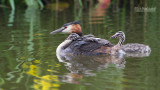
[1,0,44,10]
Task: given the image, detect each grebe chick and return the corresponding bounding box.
[111,31,151,54]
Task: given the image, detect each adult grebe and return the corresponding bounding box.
[50,21,116,55]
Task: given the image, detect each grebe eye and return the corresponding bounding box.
[64,26,67,29]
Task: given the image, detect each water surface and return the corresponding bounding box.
[0,2,160,90]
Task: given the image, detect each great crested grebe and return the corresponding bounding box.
[50,21,116,55]
[111,31,151,54]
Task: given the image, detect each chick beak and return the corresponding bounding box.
[50,27,64,34]
[111,35,116,38]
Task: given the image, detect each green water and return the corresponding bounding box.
[0,2,160,90]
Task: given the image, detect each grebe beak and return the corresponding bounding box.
[50,27,65,34]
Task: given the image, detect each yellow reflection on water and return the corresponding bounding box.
[33,75,60,90]
[55,64,61,67]
[25,65,39,77]
[22,60,61,90]
[34,33,44,36]
[19,57,26,60]
[34,60,41,64]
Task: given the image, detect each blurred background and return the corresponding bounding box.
[0,0,160,90]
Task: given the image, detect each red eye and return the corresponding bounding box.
[64,26,67,29]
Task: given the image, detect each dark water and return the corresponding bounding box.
[0,1,160,90]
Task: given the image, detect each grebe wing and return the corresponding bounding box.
[69,37,114,53]
[82,35,114,47]
[69,40,103,53]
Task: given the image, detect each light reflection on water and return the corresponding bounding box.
[0,1,159,90]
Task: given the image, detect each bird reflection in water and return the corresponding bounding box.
[56,48,150,85]
[56,53,125,84]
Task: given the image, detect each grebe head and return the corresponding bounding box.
[111,31,125,46]
[111,31,125,39]
[50,21,82,36]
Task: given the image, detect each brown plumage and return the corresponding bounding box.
[71,24,82,35]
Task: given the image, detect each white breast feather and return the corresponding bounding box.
[56,40,72,55]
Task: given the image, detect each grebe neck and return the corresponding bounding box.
[117,34,125,47]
